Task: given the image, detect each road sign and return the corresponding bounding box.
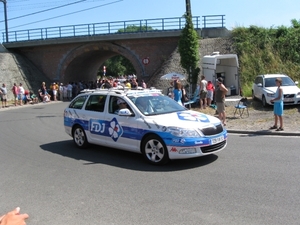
[142,57,150,65]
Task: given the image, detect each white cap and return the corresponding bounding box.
[117,99,125,105]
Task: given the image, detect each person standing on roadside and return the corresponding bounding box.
[52,82,58,101]
[11,83,18,106]
[270,77,284,131]
[0,83,8,108]
[215,77,228,126]
[18,83,25,106]
[199,75,208,109]
[173,81,183,105]
[206,80,215,106]
[59,83,64,100]
[67,82,73,100]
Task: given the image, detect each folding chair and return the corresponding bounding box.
[183,86,200,108]
[234,97,249,118]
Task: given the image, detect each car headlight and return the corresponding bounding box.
[266,93,275,97]
[167,127,201,137]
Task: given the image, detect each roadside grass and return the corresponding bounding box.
[191,98,300,126]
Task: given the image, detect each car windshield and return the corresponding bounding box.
[264,77,296,87]
[128,94,187,115]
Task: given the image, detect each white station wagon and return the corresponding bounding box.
[252,74,300,106]
[64,88,227,165]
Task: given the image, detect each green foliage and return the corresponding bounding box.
[232,20,300,96]
[100,55,136,77]
[178,13,200,87]
[117,25,154,33]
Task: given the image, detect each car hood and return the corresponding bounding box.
[264,86,300,94]
[144,110,222,129]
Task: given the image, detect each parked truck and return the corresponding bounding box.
[202,52,240,96]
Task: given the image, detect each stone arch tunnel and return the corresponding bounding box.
[59,42,144,83]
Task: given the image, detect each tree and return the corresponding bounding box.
[178,13,200,91]
[100,55,135,77]
[117,25,154,33]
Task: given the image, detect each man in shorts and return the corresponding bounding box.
[11,83,18,106]
[0,83,8,108]
[199,75,208,109]
[215,78,228,126]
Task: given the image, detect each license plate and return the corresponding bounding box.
[284,98,294,102]
[211,136,224,144]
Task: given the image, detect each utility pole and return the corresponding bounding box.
[185,0,192,96]
[0,0,8,42]
[185,0,191,16]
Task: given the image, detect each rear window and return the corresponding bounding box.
[69,95,88,109]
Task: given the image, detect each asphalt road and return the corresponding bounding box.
[0,102,299,225]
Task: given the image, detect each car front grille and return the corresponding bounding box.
[200,124,224,136]
[284,94,295,98]
[201,140,227,153]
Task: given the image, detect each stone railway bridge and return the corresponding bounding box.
[1,18,232,97]
[5,31,187,83]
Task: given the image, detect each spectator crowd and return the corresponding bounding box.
[0,75,148,108]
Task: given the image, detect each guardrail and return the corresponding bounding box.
[202,15,225,28]
[2,15,225,43]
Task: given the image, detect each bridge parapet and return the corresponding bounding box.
[2,15,225,43]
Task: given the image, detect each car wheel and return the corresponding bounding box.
[262,95,267,107]
[141,134,169,165]
[73,125,89,149]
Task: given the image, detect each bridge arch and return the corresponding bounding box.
[58,42,145,83]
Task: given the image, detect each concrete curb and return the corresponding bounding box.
[0,101,63,111]
[227,129,300,136]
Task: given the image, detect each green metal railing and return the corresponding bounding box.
[2,15,225,43]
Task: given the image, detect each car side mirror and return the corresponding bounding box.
[295,81,299,85]
[257,83,262,87]
[118,108,133,116]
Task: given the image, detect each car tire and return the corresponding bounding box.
[262,95,267,107]
[141,134,169,165]
[73,125,89,149]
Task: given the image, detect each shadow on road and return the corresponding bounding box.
[40,140,218,172]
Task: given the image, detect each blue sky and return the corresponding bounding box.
[0,0,299,34]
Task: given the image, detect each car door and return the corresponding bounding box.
[64,94,89,136]
[85,94,111,146]
[104,95,140,153]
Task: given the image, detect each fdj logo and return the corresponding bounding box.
[90,118,123,142]
[90,121,105,134]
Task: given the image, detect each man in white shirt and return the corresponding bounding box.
[199,75,208,109]
[67,82,73,100]
[18,83,25,106]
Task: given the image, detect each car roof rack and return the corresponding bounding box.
[80,87,161,96]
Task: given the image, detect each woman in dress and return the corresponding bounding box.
[270,77,284,131]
